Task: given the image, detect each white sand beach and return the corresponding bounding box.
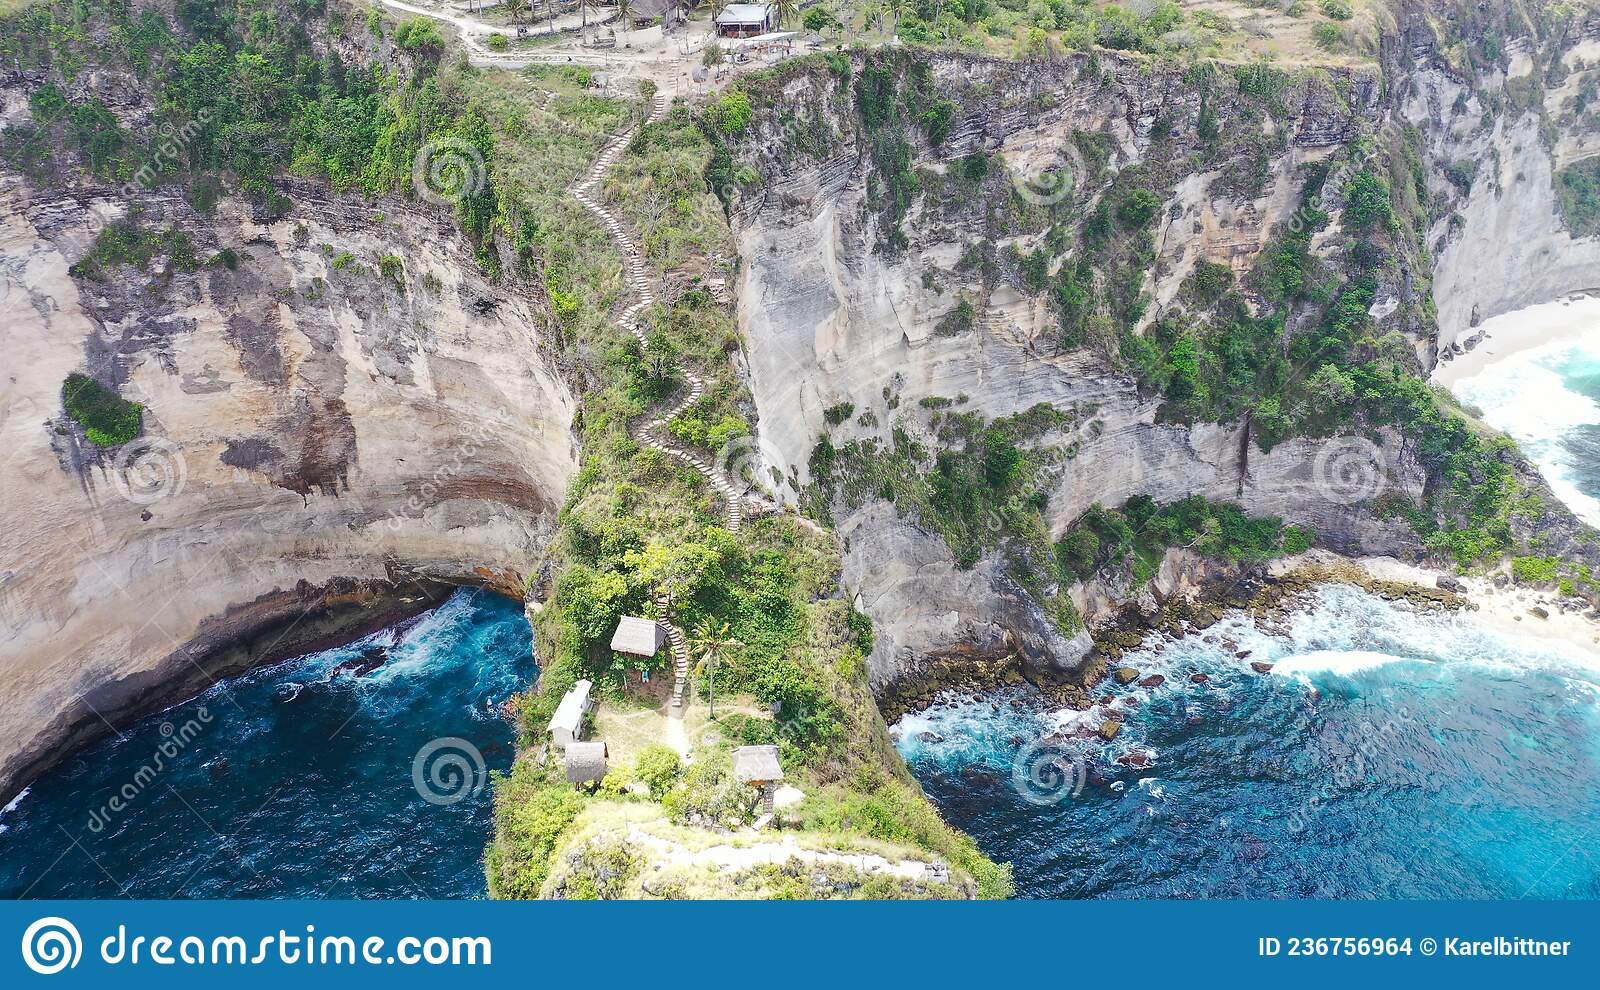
[1433,294,1600,389]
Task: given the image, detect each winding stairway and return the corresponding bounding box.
[570,92,745,711]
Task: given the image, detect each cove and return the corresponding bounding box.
[895,584,1600,899]
[0,588,534,899]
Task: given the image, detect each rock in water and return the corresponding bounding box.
[1529,606,1550,620]
[1098,719,1123,742]
[1138,674,1165,688]
[1250,662,1275,674]
[1113,667,1140,685]
[330,645,388,678]
[1189,673,1209,684]
[1436,574,1464,593]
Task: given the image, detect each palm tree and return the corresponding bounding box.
[690,619,743,719]
[884,0,904,37]
[504,0,528,25]
[772,0,795,29]
[616,0,634,30]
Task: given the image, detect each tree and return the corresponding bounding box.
[632,745,682,799]
[772,0,795,28]
[643,327,676,383]
[885,0,904,36]
[504,0,528,25]
[703,41,724,68]
[690,619,743,719]
[616,0,634,29]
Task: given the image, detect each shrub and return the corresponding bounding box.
[1342,171,1395,231]
[633,745,682,800]
[1117,188,1162,229]
[801,7,835,32]
[486,33,509,52]
[1511,555,1560,585]
[487,771,585,899]
[1319,0,1353,20]
[378,254,405,288]
[61,374,143,447]
[1556,159,1600,237]
[394,17,445,53]
[710,88,752,136]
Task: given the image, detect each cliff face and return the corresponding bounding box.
[727,0,1600,697]
[1403,10,1600,352]
[728,52,1427,695]
[0,164,576,800]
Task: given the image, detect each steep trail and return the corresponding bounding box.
[570,93,746,712]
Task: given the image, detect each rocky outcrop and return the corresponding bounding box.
[0,175,578,802]
[841,503,1095,697]
[1406,23,1600,351]
[727,52,1416,697]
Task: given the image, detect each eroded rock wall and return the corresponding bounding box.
[0,177,577,801]
[730,53,1423,695]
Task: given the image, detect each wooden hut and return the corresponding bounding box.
[610,616,667,658]
[565,741,609,789]
[732,744,784,814]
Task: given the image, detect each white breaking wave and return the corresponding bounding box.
[1271,649,1421,678]
[0,786,30,834]
[1451,333,1600,527]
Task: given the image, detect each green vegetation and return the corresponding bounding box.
[1556,158,1600,237]
[61,373,142,447]
[1058,496,1316,584]
[1511,554,1560,585]
[485,766,585,899]
[486,88,1008,897]
[68,220,199,280]
[631,745,682,800]
[3,0,628,286]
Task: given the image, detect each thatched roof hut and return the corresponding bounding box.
[732,745,784,785]
[610,616,667,658]
[565,741,609,786]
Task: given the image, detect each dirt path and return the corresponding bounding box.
[567,94,747,717]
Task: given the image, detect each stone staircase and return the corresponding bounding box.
[570,91,745,710]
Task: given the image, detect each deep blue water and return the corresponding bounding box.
[0,589,534,899]
[895,585,1600,899]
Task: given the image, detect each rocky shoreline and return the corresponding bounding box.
[0,574,465,806]
[877,554,1473,727]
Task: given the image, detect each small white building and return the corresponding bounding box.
[548,678,594,749]
[610,616,668,658]
[715,3,775,38]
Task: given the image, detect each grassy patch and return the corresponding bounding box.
[61,373,142,447]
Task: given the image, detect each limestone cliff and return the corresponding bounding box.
[0,163,576,802]
[724,10,1600,699]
